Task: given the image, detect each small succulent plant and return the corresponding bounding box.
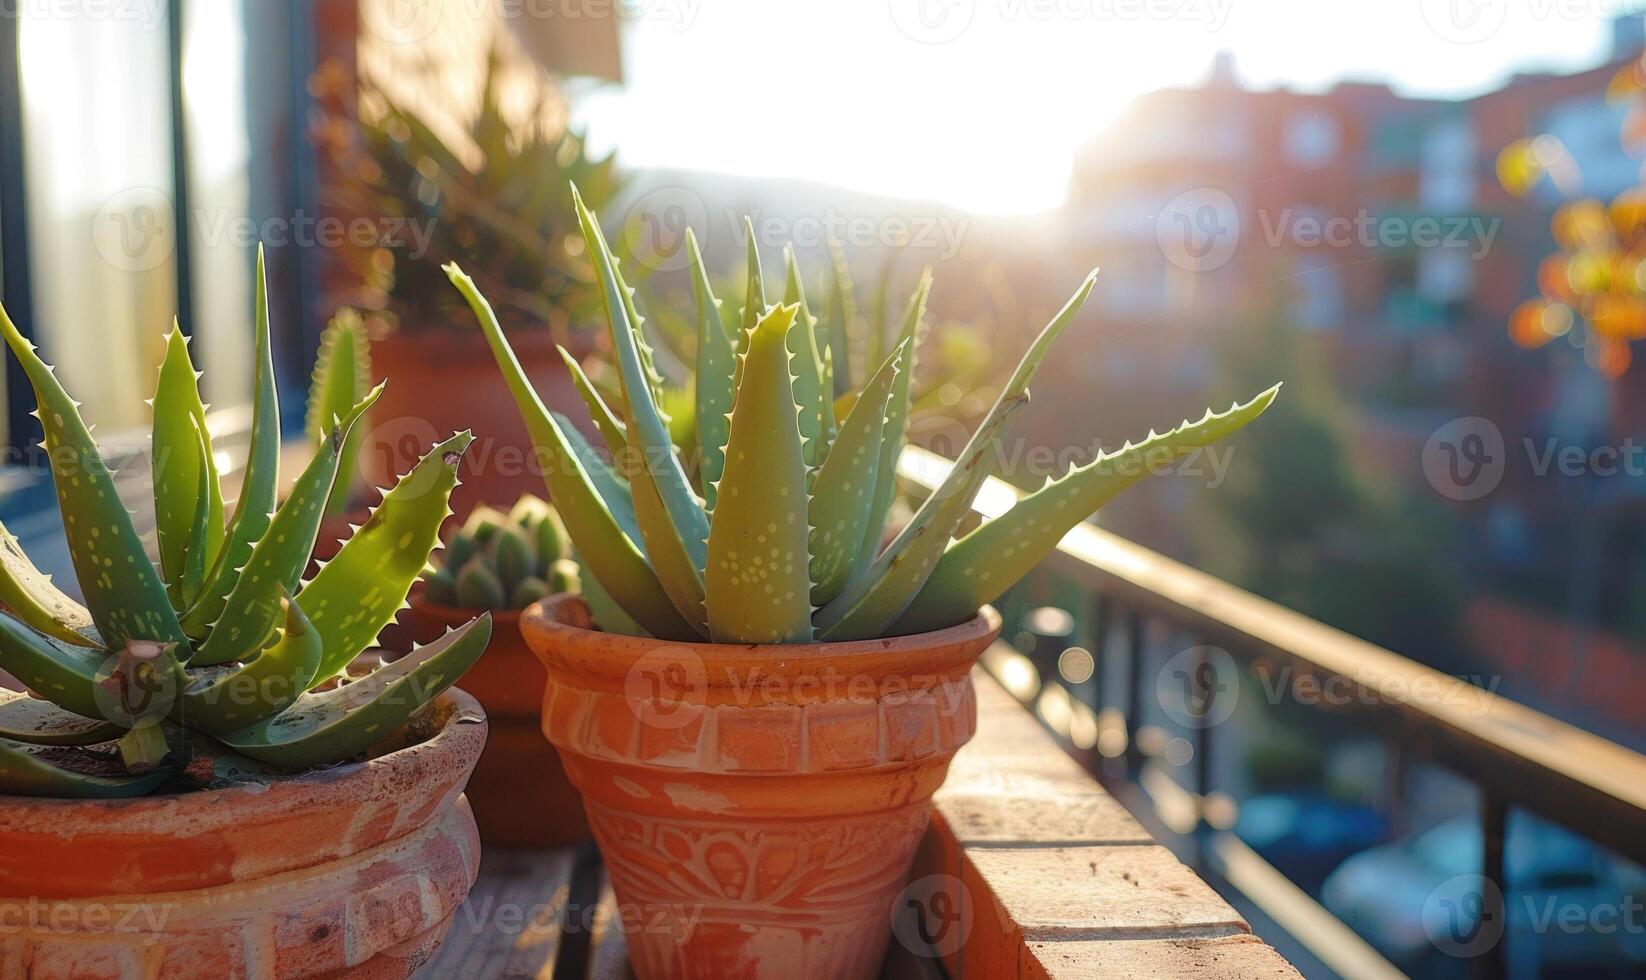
[422,495,580,611]
[306,308,373,517]
[446,186,1280,644]
[0,248,491,799]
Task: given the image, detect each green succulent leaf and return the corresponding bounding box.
[307,309,373,518]
[575,186,710,635]
[896,384,1282,635]
[0,737,170,799]
[0,520,97,647]
[214,613,492,770]
[446,262,695,640]
[559,346,628,455]
[852,271,931,580]
[706,304,814,644]
[175,594,322,733]
[511,575,552,609]
[0,305,187,649]
[552,412,642,544]
[185,246,283,639]
[537,504,570,566]
[191,385,382,666]
[0,689,119,746]
[689,229,735,509]
[300,430,474,683]
[457,557,506,609]
[818,272,1097,640]
[808,340,905,607]
[824,238,859,396]
[152,325,226,608]
[783,246,833,468]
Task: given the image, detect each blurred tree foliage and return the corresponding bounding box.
[1191,315,1469,669]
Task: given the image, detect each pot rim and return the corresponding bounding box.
[521,594,1001,689]
[0,687,485,818]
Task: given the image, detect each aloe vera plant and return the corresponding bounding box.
[307,308,373,517]
[448,186,1279,644]
[422,494,580,610]
[0,251,491,799]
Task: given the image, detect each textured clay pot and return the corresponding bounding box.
[521,594,1001,979]
[404,593,591,848]
[364,328,587,517]
[0,691,488,979]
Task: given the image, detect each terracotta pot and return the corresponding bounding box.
[520,595,1002,980]
[363,328,586,517]
[0,691,488,979]
[403,593,591,848]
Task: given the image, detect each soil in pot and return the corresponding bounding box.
[402,591,592,849]
[520,594,1002,980]
[0,692,489,980]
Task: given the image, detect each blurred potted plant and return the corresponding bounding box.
[407,494,591,848]
[448,187,1279,978]
[314,38,623,511]
[308,307,373,562]
[0,251,493,978]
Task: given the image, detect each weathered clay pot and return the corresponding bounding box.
[363,327,587,517]
[0,691,488,979]
[521,594,1001,979]
[403,593,591,848]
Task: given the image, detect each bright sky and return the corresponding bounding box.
[575,0,1645,213]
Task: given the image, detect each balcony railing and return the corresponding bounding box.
[897,444,1646,980]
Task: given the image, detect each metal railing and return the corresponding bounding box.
[898,445,1646,980]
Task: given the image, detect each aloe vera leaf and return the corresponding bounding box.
[579,562,647,636]
[175,594,322,733]
[574,187,710,635]
[0,689,120,746]
[705,304,814,644]
[851,271,932,577]
[214,613,492,770]
[0,306,187,648]
[817,393,1026,641]
[177,417,215,610]
[553,411,642,545]
[896,385,1281,635]
[739,216,768,336]
[817,273,1098,640]
[192,386,382,666]
[0,520,97,647]
[306,309,372,517]
[689,229,735,509]
[185,247,282,638]
[0,615,189,723]
[299,431,473,683]
[152,324,226,606]
[783,247,834,467]
[825,238,858,396]
[446,263,696,640]
[809,341,905,607]
[558,346,627,454]
[0,737,170,798]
